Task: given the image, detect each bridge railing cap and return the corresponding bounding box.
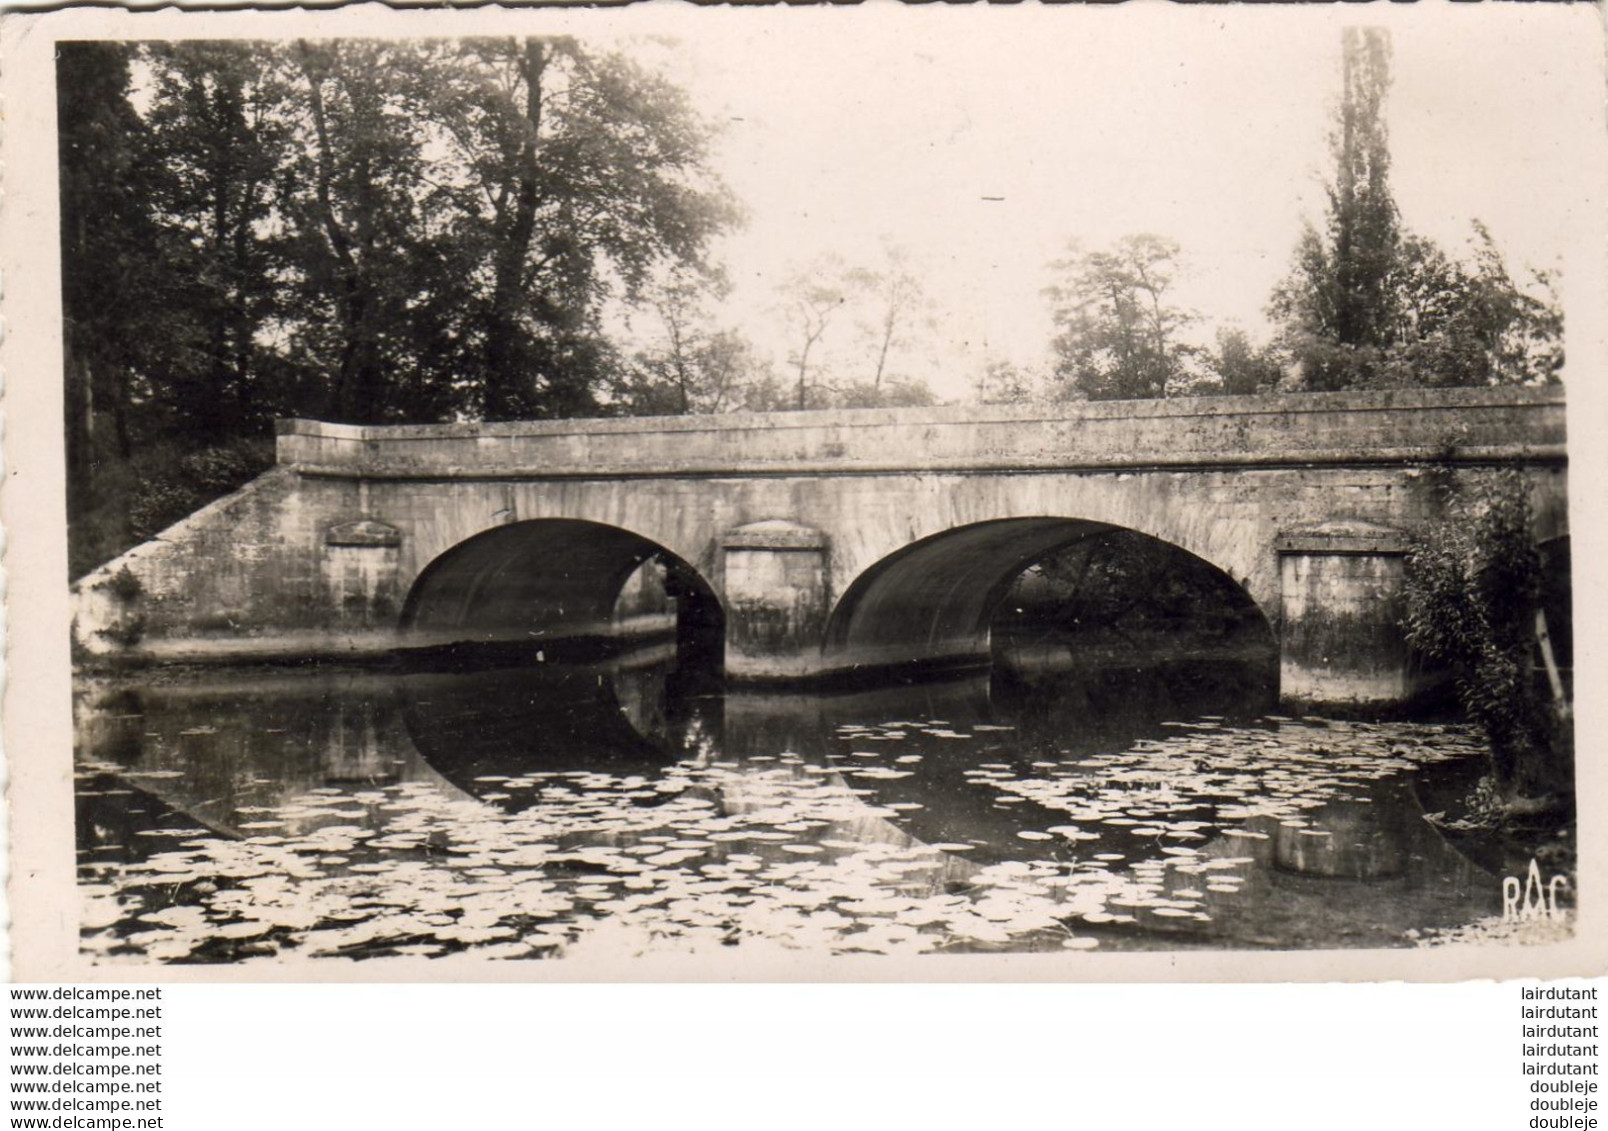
[271,385,1565,439]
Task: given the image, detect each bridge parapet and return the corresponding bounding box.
[276,387,1566,479]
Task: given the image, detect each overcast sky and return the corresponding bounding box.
[608,5,1606,399]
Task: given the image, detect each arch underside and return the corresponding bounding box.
[823,517,1272,671]
[401,519,719,656]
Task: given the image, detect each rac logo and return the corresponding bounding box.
[1503,858,1570,922]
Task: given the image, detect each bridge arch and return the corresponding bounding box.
[401,518,724,664]
[822,517,1275,672]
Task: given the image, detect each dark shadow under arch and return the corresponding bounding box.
[401,518,723,669]
[823,517,1273,671]
[398,660,717,810]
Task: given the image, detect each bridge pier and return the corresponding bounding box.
[1276,522,1426,710]
[720,521,832,681]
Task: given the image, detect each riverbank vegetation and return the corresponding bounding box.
[1403,470,1574,815]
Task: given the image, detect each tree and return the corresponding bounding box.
[974,359,1038,405]
[1270,28,1562,390]
[775,255,850,410]
[845,245,935,397]
[1045,234,1196,401]
[425,38,739,421]
[284,40,441,424]
[1205,327,1285,396]
[59,43,149,520]
[60,43,172,575]
[59,43,276,577]
[611,270,764,415]
[116,36,737,430]
[140,42,294,439]
[769,247,943,411]
[59,37,740,574]
[1270,28,1400,391]
[833,375,938,409]
[731,369,795,414]
[1380,227,1563,388]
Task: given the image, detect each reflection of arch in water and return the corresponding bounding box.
[400,519,723,668]
[398,662,719,809]
[988,657,1276,752]
[785,664,1274,869]
[822,518,1274,674]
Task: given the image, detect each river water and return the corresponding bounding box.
[75,649,1512,963]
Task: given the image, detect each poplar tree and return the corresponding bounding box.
[1270,27,1562,391]
[1271,27,1400,391]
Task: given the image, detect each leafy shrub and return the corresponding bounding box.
[127,438,273,543]
[1403,469,1569,801]
[71,436,274,579]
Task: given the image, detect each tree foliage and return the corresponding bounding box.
[1381,227,1563,388]
[975,359,1039,405]
[1269,27,1400,391]
[422,38,740,420]
[59,43,165,533]
[59,38,737,574]
[1325,27,1399,357]
[1204,327,1285,396]
[609,270,763,415]
[1403,470,1570,800]
[1270,28,1562,391]
[1045,234,1197,401]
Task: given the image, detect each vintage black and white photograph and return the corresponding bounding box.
[6,4,1603,978]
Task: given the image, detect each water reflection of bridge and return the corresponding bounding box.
[75,653,1501,950]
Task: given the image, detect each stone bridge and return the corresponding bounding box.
[72,387,1568,708]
